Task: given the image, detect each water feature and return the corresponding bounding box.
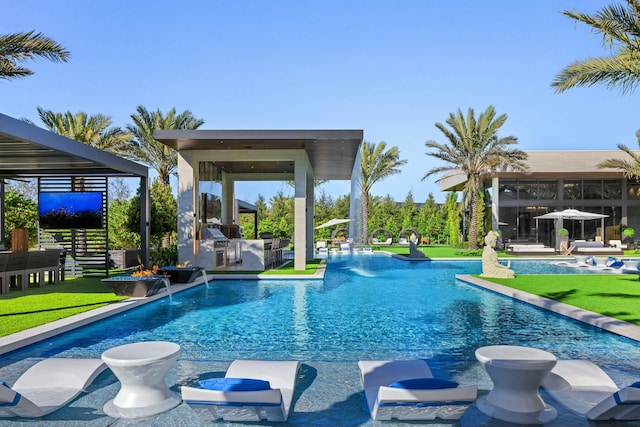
[199,268,211,289]
[161,277,172,305]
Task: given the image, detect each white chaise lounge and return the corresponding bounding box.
[542,360,640,420]
[181,360,300,422]
[358,359,477,421]
[0,358,108,418]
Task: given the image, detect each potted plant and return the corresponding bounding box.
[556,228,569,250]
[102,264,168,297]
[623,227,635,249]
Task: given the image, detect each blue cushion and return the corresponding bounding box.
[629,381,640,388]
[198,377,271,392]
[388,378,458,390]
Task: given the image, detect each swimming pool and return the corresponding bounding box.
[2,255,640,426]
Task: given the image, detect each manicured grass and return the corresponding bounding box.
[477,274,640,325]
[261,259,321,275]
[379,245,501,258]
[0,278,127,337]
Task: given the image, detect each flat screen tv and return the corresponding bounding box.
[39,192,104,229]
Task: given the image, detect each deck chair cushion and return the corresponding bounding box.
[389,378,458,390]
[199,378,271,392]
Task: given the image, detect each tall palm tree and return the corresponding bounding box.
[0,31,70,80]
[553,0,640,94]
[127,106,204,186]
[358,141,407,244]
[422,106,528,249]
[36,108,132,155]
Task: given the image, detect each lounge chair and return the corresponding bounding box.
[358,360,477,421]
[542,360,640,420]
[181,360,300,422]
[0,358,107,418]
[340,243,351,254]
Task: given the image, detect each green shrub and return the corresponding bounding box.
[558,228,569,237]
[150,244,178,266]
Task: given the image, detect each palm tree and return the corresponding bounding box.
[553,0,640,94]
[0,31,70,80]
[127,106,204,186]
[422,106,528,249]
[358,141,407,244]
[37,107,132,155]
[597,130,640,177]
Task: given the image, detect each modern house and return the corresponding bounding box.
[439,150,640,247]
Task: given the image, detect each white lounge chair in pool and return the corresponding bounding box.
[0,358,107,418]
[542,360,640,420]
[358,360,477,421]
[181,360,300,422]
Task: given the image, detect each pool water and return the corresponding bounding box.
[1,255,640,427]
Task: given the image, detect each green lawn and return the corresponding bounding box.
[0,278,127,337]
[478,273,640,325]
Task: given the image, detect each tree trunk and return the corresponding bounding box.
[468,180,479,250]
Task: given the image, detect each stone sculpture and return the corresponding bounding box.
[481,231,515,278]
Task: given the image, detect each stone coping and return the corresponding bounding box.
[457,274,640,342]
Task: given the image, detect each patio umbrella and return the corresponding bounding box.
[534,209,608,221]
[314,218,351,229]
[534,209,608,242]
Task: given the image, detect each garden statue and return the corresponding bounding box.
[481,231,515,278]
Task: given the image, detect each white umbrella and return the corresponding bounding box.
[314,218,351,229]
[534,209,608,243]
[534,209,608,220]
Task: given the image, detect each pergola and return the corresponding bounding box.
[154,129,363,270]
[0,113,150,265]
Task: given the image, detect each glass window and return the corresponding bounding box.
[583,180,602,199]
[603,180,621,199]
[628,183,640,200]
[518,181,537,200]
[563,180,582,200]
[538,181,557,200]
[498,207,517,242]
[499,181,517,201]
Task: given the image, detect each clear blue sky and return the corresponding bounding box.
[2,1,639,204]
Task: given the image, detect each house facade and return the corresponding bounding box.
[439,150,640,247]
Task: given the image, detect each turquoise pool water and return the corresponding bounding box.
[1,255,640,427]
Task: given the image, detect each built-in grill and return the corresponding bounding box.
[202,227,229,248]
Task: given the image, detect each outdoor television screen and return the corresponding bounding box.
[38,192,104,229]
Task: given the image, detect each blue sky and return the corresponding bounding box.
[2,1,639,204]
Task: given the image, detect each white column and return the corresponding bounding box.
[294,152,307,271]
[177,154,196,264]
[492,176,500,231]
[221,171,234,225]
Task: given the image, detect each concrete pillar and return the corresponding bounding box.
[491,177,499,230]
[177,154,196,264]
[221,171,234,225]
[139,176,150,268]
[294,153,307,271]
